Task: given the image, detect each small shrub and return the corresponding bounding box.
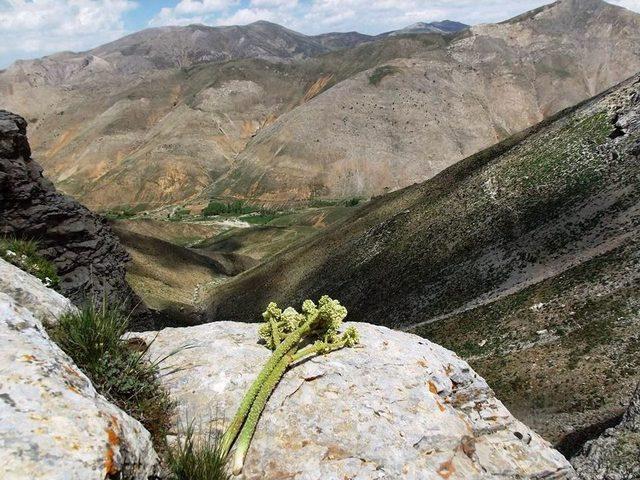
[368,65,401,86]
[169,207,191,222]
[166,421,231,480]
[103,206,138,220]
[344,197,361,207]
[48,302,174,446]
[0,237,59,288]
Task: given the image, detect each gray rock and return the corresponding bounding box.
[0,258,74,324]
[0,260,160,480]
[572,384,640,480]
[131,322,575,479]
[0,110,142,320]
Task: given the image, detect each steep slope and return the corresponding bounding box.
[214,0,640,203]
[204,73,640,447]
[1,34,456,208]
[0,110,138,309]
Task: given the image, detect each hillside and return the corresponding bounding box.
[203,72,640,449]
[214,0,640,203]
[1,0,639,209]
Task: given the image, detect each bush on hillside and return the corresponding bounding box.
[368,65,401,86]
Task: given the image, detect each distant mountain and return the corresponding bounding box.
[380,20,469,36]
[310,31,374,50]
[1,0,640,208]
[213,0,640,203]
[203,72,640,451]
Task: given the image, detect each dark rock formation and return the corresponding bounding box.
[572,383,640,479]
[0,110,138,309]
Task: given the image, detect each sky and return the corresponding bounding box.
[1,0,639,68]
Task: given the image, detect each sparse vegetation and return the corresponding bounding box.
[169,207,191,222]
[308,198,338,208]
[166,421,231,480]
[0,237,59,288]
[102,204,146,220]
[368,65,400,85]
[48,302,175,447]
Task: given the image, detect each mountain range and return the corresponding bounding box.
[2,0,640,208]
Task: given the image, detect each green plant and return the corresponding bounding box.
[344,197,361,207]
[368,65,400,85]
[166,420,231,480]
[202,200,261,217]
[169,207,191,222]
[102,206,139,220]
[0,237,59,288]
[221,296,359,474]
[48,302,175,446]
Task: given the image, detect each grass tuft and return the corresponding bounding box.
[166,421,231,480]
[48,302,174,447]
[0,237,59,288]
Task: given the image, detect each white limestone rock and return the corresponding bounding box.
[132,321,576,480]
[0,257,74,324]
[0,260,160,480]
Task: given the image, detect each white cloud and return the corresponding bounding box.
[0,0,136,65]
[150,0,240,26]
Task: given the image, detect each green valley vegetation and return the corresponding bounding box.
[202,200,263,217]
[221,296,359,474]
[0,237,59,288]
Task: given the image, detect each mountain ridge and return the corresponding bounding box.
[1,0,639,208]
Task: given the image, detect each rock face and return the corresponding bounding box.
[0,258,160,480]
[131,321,574,479]
[0,110,137,308]
[572,384,640,480]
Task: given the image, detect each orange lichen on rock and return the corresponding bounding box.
[437,459,456,479]
[104,417,121,477]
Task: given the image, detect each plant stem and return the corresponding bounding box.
[220,315,317,456]
[232,351,295,475]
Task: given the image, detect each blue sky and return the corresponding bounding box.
[1,0,639,68]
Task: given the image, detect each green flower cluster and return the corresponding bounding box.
[221,296,360,474]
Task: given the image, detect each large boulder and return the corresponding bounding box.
[132,321,575,479]
[0,258,160,480]
[572,383,640,479]
[0,110,138,311]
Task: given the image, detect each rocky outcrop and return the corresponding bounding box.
[572,384,640,479]
[0,258,160,480]
[0,110,137,309]
[131,321,575,479]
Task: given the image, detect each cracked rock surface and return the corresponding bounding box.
[0,258,160,480]
[572,383,640,480]
[132,321,575,479]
